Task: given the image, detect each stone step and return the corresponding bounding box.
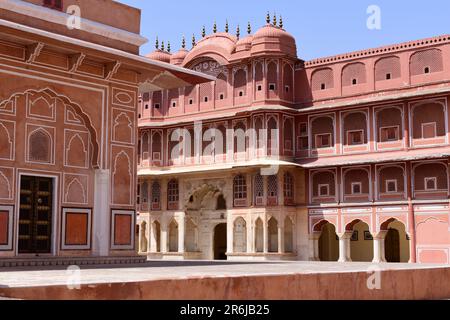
[0,256,147,268]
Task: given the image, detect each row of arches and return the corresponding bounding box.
[310,101,446,150]
[315,219,410,263]
[311,161,448,203]
[139,59,295,119]
[311,48,444,91]
[138,114,296,166]
[138,215,295,258]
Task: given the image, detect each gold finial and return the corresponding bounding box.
[273,12,277,26]
[236,25,240,40]
[155,36,159,50]
[279,15,283,28]
[213,21,217,33]
[247,22,251,35]
[225,20,229,33]
[181,35,186,49]
[161,41,165,51]
[167,41,171,53]
[192,34,196,48]
[266,12,270,24]
[202,26,206,37]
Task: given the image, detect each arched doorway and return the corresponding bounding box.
[214,223,227,260]
[168,220,178,252]
[255,218,264,253]
[318,222,339,261]
[268,217,278,253]
[347,220,374,262]
[382,219,410,263]
[385,229,400,262]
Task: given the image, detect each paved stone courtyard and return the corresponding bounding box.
[0,260,446,288]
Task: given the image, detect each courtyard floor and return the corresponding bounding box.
[0,260,449,299]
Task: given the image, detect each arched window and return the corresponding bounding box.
[267,175,278,206]
[216,73,228,100]
[141,181,149,204]
[29,129,51,163]
[284,172,294,205]
[167,179,179,210]
[267,116,278,156]
[233,174,247,207]
[234,69,247,97]
[151,181,161,210]
[151,131,162,163]
[141,131,149,162]
[283,118,294,152]
[311,68,334,91]
[254,174,264,206]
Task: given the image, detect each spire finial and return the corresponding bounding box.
[247,22,251,35]
[167,41,171,53]
[213,21,217,33]
[202,26,206,37]
[225,20,229,33]
[161,41,165,51]
[279,15,283,29]
[181,35,186,49]
[155,36,159,50]
[273,12,277,26]
[266,11,270,24]
[236,25,240,40]
[192,34,196,48]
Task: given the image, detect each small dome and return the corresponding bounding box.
[170,48,188,65]
[146,49,172,63]
[235,35,253,52]
[252,24,297,57]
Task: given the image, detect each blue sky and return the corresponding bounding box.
[117,0,450,61]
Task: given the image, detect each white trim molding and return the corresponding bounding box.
[0,0,147,46]
[0,205,14,251]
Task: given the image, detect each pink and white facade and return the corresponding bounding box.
[138,19,450,264]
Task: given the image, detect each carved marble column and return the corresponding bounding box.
[338,232,352,262]
[309,233,320,261]
[178,213,186,254]
[373,231,387,263]
[93,169,110,256]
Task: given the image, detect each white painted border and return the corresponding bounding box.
[110,209,135,250]
[0,205,14,251]
[61,207,92,250]
[0,0,147,46]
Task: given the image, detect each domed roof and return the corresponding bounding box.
[183,32,237,66]
[235,35,253,52]
[170,48,188,65]
[251,24,297,57]
[146,49,172,63]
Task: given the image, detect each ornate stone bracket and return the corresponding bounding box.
[26,42,44,64]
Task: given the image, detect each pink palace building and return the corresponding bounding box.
[137,15,450,264]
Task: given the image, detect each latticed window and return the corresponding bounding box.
[254,174,264,206]
[151,181,161,210]
[267,175,278,206]
[141,181,149,203]
[233,174,247,207]
[284,172,294,205]
[167,179,179,210]
[29,129,51,163]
